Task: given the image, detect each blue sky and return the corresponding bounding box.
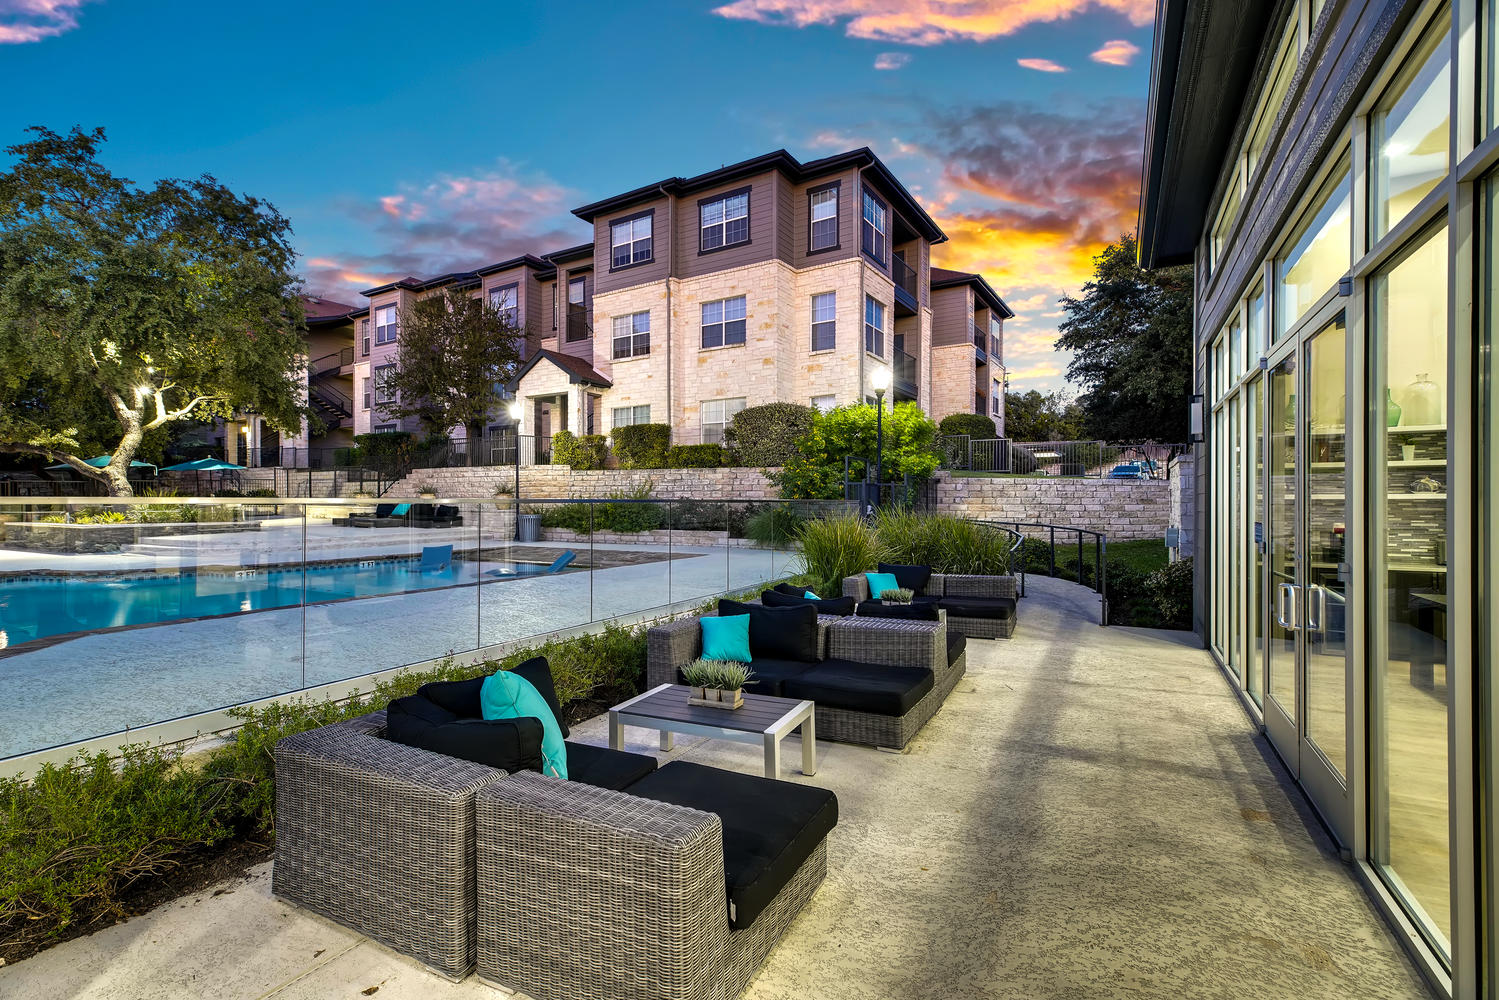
[1,0,1155,392]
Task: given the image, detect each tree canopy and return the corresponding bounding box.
[0,126,308,494]
[382,287,523,458]
[1003,389,1086,441]
[1056,233,1193,442]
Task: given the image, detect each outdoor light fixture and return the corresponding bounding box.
[1189,394,1204,443]
[507,400,524,420]
[871,366,892,510]
[507,398,524,540]
[869,366,892,393]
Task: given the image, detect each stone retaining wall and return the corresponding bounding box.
[3,520,261,554]
[391,465,778,500]
[540,527,766,548]
[931,472,1170,541]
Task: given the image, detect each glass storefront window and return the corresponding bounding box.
[1247,379,1264,706]
[1370,222,1451,956]
[1212,180,1242,274]
[1370,16,1451,242]
[1229,317,1244,380]
[1275,161,1351,341]
[1246,24,1300,181]
[1248,283,1266,365]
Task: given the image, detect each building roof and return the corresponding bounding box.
[571,147,946,243]
[301,295,368,325]
[930,267,1015,319]
[1137,0,1277,268]
[360,272,481,297]
[472,254,553,278]
[543,243,594,265]
[510,349,612,390]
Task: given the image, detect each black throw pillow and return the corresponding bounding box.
[510,655,571,738]
[879,562,933,595]
[418,656,570,737]
[857,601,941,621]
[717,599,819,662]
[761,589,857,616]
[386,694,545,772]
[773,582,807,597]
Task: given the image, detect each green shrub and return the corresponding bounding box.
[246,488,278,498]
[539,482,664,534]
[212,488,244,498]
[796,512,878,597]
[611,423,670,469]
[666,444,728,468]
[726,403,814,467]
[744,505,806,546]
[938,413,1000,440]
[872,510,1012,576]
[770,402,941,500]
[333,446,361,467]
[1143,557,1194,630]
[551,430,608,470]
[353,431,413,477]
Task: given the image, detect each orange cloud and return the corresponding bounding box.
[1090,38,1140,65]
[712,0,1154,45]
[0,0,94,44]
[1017,57,1068,73]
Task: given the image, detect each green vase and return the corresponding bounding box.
[1386,387,1402,428]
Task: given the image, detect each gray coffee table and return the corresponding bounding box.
[609,683,817,778]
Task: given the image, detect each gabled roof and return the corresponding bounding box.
[301,294,368,325]
[360,272,481,297]
[543,243,594,265]
[510,349,612,390]
[930,267,1015,319]
[571,147,946,243]
[472,254,553,278]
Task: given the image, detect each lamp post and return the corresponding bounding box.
[870,366,892,511]
[508,398,525,540]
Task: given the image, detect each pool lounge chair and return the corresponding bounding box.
[483,550,576,579]
[348,502,412,528]
[418,544,453,572]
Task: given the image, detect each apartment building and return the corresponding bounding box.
[346,147,1011,448]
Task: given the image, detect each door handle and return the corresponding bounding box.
[1306,585,1327,634]
[1276,582,1300,630]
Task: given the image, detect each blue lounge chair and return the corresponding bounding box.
[418,544,453,572]
[546,551,576,574]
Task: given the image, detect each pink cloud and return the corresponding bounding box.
[874,51,911,70]
[1017,57,1068,73]
[0,0,94,43]
[1090,38,1140,65]
[711,0,1154,45]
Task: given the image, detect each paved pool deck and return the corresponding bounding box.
[0,577,1436,1000]
[0,525,801,758]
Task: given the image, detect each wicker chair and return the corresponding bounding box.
[272,712,507,981]
[843,572,1019,639]
[647,612,960,750]
[475,770,828,1000]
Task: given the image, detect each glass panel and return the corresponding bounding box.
[1228,395,1241,678]
[1370,16,1451,241]
[1229,317,1244,380]
[1246,24,1299,180]
[1267,356,1297,717]
[1248,283,1267,364]
[1275,163,1351,341]
[1247,376,1265,705]
[1213,403,1227,658]
[1371,223,1451,954]
[1304,316,1348,777]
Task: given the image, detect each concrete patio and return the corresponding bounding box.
[0,576,1435,999]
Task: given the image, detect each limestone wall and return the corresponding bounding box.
[389,464,779,500]
[931,472,1171,541]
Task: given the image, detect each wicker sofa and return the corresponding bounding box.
[647,607,962,750]
[843,568,1020,639]
[274,665,835,998]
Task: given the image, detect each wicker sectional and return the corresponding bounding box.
[843,572,1020,639]
[647,612,962,750]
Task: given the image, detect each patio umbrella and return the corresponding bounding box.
[159,458,246,471]
[45,455,159,473]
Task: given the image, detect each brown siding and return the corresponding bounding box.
[931,285,972,347]
[593,195,670,295]
[559,264,594,364]
[674,170,779,279]
[790,167,859,270]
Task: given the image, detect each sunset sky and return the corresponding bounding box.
[1,0,1155,392]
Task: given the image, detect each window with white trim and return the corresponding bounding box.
[700,296,747,348]
[700,189,750,251]
[612,311,651,359]
[700,397,747,445]
[861,187,888,264]
[811,291,836,351]
[489,284,519,328]
[864,295,885,357]
[374,364,397,404]
[612,404,651,427]
[374,305,398,345]
[809,185,838,251]
[811,394,836,412]
[610,213,653,269]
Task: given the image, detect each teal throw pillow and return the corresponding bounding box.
[480,669,568,780]
[865,571,900,599]
[701,614,752,663]
[391,503,411,516]
[804,590,821,600]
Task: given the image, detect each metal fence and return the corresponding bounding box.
[938,437,1188,479]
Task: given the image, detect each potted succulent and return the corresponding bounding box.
[682,658,753,711]
[351,489,374,500]
[882,587,915,606]
[415,480,439,500]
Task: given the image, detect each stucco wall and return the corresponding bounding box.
[931,472,1171,541]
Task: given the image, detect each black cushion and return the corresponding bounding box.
[878,562,933,595]
[947,630,967,666]
[855,600,941,621]
[717,599,819,662]
[385,694,544,772]
[564,741,657,791]
[373,503,396,517]
[434,504,460,519]
[938,596,1017,621]
[680,656,814,697]
[781,659,934,716]
[761,589,857,616]
[418,656,570,738]
[627,761,837,929]
[772,582,807,596]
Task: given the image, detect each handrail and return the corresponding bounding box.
[970,518,1109,626]
[310,380,352,416]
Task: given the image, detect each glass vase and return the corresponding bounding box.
[1385,387,1402,428]
[1401,372,1441,427]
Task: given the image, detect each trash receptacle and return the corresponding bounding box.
[518,513,542,542]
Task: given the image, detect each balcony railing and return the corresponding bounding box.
[892,256,919,312]
[974,392,986,415]
[893,348,918,398]
[566,304,590,343]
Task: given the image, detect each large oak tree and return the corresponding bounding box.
[0,126,307,495]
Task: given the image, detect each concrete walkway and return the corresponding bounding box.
[0,577,1435,999]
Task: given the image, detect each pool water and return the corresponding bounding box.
[0,559,546,647]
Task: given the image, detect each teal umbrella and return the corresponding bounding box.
[160,458,246,471]
[46,455,158,473]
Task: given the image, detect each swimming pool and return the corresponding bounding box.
[0,558,548,648]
